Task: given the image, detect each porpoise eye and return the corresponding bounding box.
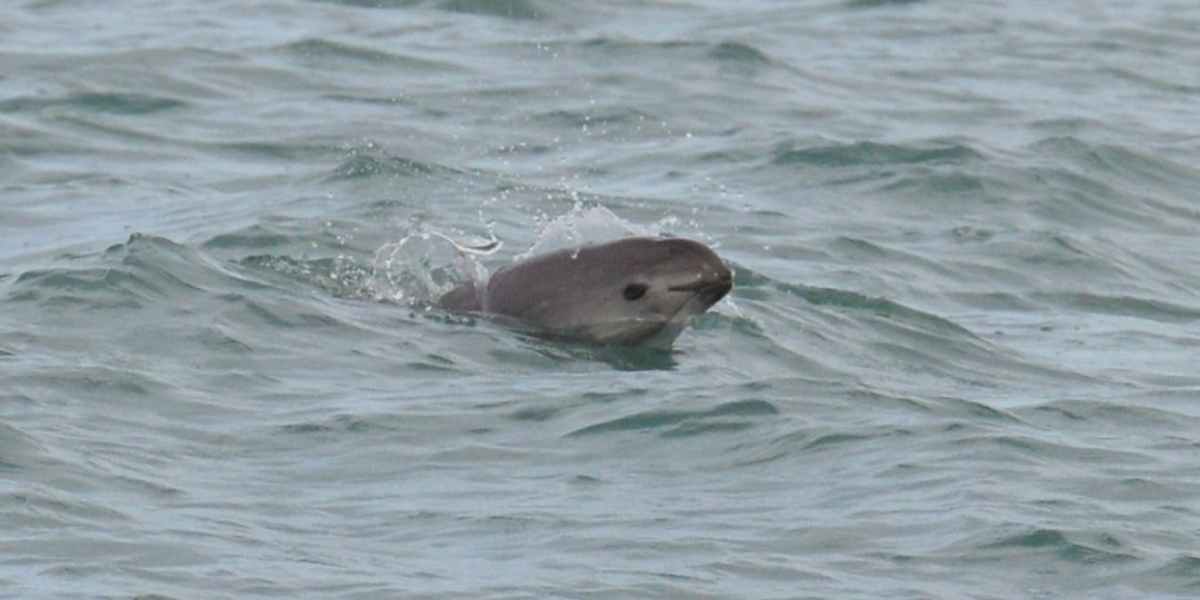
[623,283,648,301]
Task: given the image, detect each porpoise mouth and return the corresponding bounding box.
[668,272,734,304]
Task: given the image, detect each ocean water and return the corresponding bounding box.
[3,0,1200,598]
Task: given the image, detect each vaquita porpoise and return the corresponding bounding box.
[437,237,733,347]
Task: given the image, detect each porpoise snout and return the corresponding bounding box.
[668,269,732,295]
[662,239,733,305]
[691,269,733,304]
[705,268,734,303]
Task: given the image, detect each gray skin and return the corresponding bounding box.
[437,237,733,347]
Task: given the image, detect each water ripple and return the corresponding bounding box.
[772,140,983,168]
[566,399,779,438]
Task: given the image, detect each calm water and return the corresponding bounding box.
[3,1,1200,598]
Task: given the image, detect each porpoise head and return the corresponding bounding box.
[473,237,733,347]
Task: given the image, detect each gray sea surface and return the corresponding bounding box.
[3,1,1200,598]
